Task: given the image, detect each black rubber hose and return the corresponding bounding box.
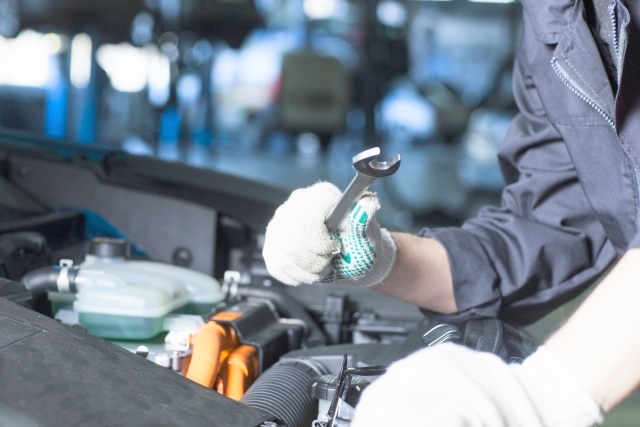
[0,232,51,265]
[20,266,78,300]
[236,286,327,347]
[241,360,320,427]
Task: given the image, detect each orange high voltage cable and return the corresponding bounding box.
[185,320,239,388]
[225,345,259,400]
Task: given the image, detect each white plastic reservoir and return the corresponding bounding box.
[57,248,225,340]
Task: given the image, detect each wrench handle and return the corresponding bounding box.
[325,174,376,233]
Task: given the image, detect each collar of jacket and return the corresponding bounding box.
[521,0,577,44]
[550,0,617,125]
[522,0,616,122]
[521,0,640,249]
[524,0,640,151]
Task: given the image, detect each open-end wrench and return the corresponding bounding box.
[324,147,401,233]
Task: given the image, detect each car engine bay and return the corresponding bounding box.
[0,137,537,427]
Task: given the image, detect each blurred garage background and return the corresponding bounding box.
[0,0,520,231]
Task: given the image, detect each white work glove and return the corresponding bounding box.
[352,343,603,427]
[262,181,396,287]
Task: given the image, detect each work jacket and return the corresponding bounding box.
[422,0,640,325]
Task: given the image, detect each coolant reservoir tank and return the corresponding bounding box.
[72,238,225,340]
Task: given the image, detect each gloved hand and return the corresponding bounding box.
[262,181,396,287]
[352,343,603,427]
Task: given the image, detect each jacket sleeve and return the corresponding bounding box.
[420,46,618,326]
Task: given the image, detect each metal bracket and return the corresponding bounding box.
[319,354,387,427]
[56,259,74,293]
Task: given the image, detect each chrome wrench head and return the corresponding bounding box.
[352,147,401,177]
[324,147,401,232]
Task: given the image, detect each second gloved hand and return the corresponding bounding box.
[262,182,396,287]
[352,343,603,427]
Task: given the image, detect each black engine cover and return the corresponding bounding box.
[0,297,272,427]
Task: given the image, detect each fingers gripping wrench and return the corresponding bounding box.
[324,147,401,233]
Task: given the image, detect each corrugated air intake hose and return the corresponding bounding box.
[241,359,325,427]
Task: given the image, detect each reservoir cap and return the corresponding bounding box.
[87,237,131,259]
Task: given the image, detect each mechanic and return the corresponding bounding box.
[263,0,640,425]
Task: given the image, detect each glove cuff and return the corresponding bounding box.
[333,228,397,288]
[514,346,604,427]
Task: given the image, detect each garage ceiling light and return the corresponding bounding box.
[70,33,92,89]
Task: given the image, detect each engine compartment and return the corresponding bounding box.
[0,139,537,427]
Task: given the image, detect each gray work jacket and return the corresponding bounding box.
[422,0,640,325]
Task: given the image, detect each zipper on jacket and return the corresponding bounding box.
[550,57,615,129]
[609,2,619,56]
[608,0,624,85]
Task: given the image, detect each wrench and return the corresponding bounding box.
[324,147,401,233]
